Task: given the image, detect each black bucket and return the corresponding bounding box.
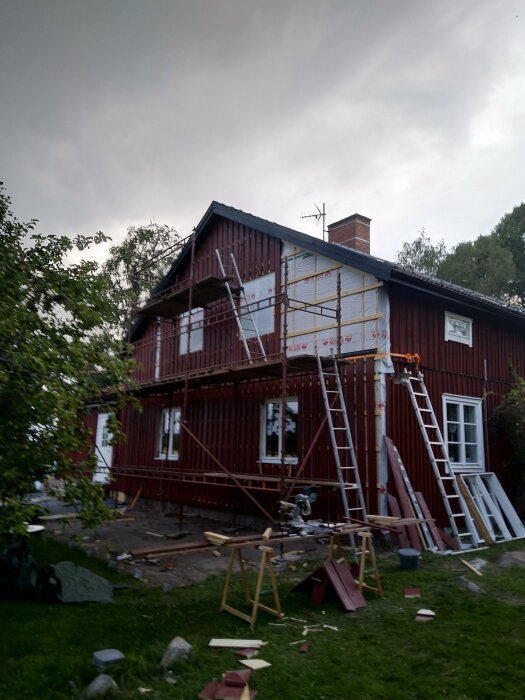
[398,548,421,571]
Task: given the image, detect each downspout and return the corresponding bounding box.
[375,285,393,515]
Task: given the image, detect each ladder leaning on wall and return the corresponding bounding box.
[394,367,482,549]
[215,249,267,364]
[316,350,368,525]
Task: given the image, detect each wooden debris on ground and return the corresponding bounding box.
[239,659,271,670]
[415,609,436,622]
[208,639,265,649]
[460,558,483,576]
[232,648,259,659]
[198,669,256,700]
[403,587,421,598]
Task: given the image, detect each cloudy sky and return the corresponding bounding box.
[1,0,524,263]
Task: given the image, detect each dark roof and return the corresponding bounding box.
[130,201,525,341]
[390,264,525,323]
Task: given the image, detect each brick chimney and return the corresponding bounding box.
[327,213,371,254]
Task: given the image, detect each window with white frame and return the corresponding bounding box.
[445,311,472,347]
[442,394,484,472]
[179,307,204,355]
[156,407,181,460]
[260,398,298,463]
[241,272,275,338]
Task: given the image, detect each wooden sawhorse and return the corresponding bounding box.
[327,529,383,597]
[220,544,283,629]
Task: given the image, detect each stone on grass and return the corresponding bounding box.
[498,551,525,568]
[83,673,118,698]
[53,561,113,603]
[160,636,192,668]
[92,648,125,670]
[458,576,482,594]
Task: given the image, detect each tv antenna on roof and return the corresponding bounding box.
[302,202,327,241]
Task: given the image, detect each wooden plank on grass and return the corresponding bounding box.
[208,639,264,648]
[414,492,445,551]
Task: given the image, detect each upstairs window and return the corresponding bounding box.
[241,272,275,338]
[442,394,484,472]
[179,307,204,354]
[260,398,298,463]
[157,407,181,460]
[445,311,472,347]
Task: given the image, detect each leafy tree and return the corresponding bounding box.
[101,223,181,335]
[491,203,525,305]
[494,370,525,516]
[437,234,516,299]
[396,228,447,275]
[0,183,133,537]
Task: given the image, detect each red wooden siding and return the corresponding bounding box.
[132,219,282,386]
[387,284,524,523]
[114,358,378,521]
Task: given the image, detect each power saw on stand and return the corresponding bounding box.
[279,485,328,534]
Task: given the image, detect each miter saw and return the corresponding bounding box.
[279,485,328,534]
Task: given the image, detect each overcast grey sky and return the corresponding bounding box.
[1,0,524,263]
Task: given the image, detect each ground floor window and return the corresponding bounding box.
[260,398,298,463]
[156,407,181,460]
[442,394,484,472]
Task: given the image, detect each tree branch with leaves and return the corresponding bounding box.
[0,183,135,536]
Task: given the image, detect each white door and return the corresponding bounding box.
[94,413,113,484]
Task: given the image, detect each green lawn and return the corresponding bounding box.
[1,537,524,700]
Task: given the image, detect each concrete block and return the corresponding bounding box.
[92,648,125,670]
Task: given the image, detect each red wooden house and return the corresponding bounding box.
[94,202,525,533]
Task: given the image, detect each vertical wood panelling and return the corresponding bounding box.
[388,285,525,523]
[130,219,283,385]
[116,356,378,519]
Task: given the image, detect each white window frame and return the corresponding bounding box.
[179,307,204,355]
[442,394,484,473]
[241,272,275,339]
[259,397,298,464]
[156,407,181,461]
[444,311,472,347]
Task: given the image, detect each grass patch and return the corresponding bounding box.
[1,537,525,699]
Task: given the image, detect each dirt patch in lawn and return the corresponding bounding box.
[38,498,328,588]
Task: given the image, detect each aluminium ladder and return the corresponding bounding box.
[316,350,367,524]
[395,368,482,549]
[215,249,267,364]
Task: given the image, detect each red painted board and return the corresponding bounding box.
[438,527,459,550]
[331,560,367,609]
[385,437,422,550]
[386,493,410,548]
[415,491,445,551]
[323,561,357,611]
